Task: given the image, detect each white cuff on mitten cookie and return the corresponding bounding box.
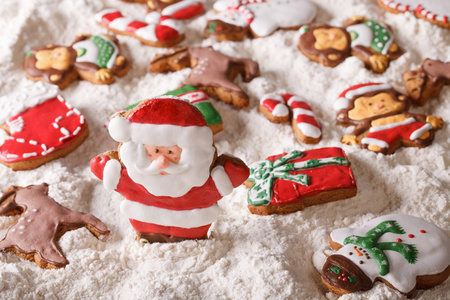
[211,166,234,197]
[103,159,122,190]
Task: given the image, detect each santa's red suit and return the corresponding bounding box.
[91,97,249,239]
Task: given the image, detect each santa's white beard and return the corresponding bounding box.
[119,141,215,197]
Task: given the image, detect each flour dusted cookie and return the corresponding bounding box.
[0,82,88,171]
[24,34,130,88]
[403,59,450,106]
[322,214,450,297]
[205,0,316,41]
[259,93,321,144]
[298,17,403,73]
[335,82,443,154]
[95,9,184,48]
[244,148,357,215]
[149,46,260,108]
[0,183,110,269]
[91,97,249,243]
[122,86,223,134]
[378,0,450,29]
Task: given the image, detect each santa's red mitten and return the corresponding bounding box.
[224,159,250,187]
[211,155,249,197]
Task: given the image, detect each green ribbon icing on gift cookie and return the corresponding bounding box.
[343,220,419,276]
[246,151,350,206]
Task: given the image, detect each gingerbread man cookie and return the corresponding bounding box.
[403,59,450,106]
[322,214,450,297]
[0,82,88,171]
[205,0,316,41]
[149,46,260,108]
[0,183,110,269]
[378,0,450,29]
[299,17,403,73]
[95,9,185,48]
[91,97,249,243]
[24,34,130,89]
[335,83,444,154]
[244,148,357,215]
[259,93,321,144]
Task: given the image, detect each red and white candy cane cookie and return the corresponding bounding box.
[259,93,321,144]
[0,82,88,171]
[146,0,205,20]
[378,0,450,29]
[95,9,185,48]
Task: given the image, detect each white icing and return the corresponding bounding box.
[329,214,450,294]
[73,35,119,69]
[211,166,234,197]
[161,0,202,17]
[145,11,161,24]
[334,97,350,111]
[410,123,433,140]
[135,25,157,42]
[361,137,389,148]
[214,10,249,28]
[160,19,185,34]
[120,200,220,229]
[297,123,321,138]
[272,104,289,117]
[369,117,416,133]
[344,83,393,100]
[380,0,450,21]
[103,159,122,191]
[346,23,373,48]
[292,108,315,118]
[109,17,134,31]
[94,8,118,23]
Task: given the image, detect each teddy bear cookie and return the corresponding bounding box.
[322,214,450,297]
[298,17,403,73]
[149,46,260,108]
[0,82,88,171]
[205,0,316,41]
[378,0,450,29]
[259,93,321,144]
[0,183,110,269]
[91,97,249,243]
[403,58,450,106]
[24,34,130,89]
[335,82,444,154]
[244,148,357,215]
[95,9,184,48]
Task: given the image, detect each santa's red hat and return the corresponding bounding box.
[108,97,213,148]
[334,83,393,111]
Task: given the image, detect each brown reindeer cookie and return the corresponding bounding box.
[0,183,110,269]
[149,46,260,108]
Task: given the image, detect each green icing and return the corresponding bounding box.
[207,22,218,33]
[194,102,222,125]
[348,276,357,283]
[90,35,116,68]
[328,266,341,275]
[365,20,391,53]
[163,85,197,96]
[26,50,36,58]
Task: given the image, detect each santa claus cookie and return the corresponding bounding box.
[95,9,184,48]
[259,93,321,144]
[335,82,444,155]
[298,17,403,73]
[149,46,260,108]
[24,34,130,89]
[322,214,450,297]
[0,183,110,269]
[205,0,316,41]
[378,0,450,29]
[91,97,249,244]
[244,148,357,215]
[0,82,88,171]
[403,59,450,106]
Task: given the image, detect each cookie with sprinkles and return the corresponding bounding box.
[322,214,450,297]
[378,0,450,29]
[0,82,88,171]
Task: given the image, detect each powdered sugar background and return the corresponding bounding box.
[0,0,449,298]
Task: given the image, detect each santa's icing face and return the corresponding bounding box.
[322,214,450,296]
[109,96,215,197]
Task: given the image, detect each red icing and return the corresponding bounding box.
[155,24,180,42]
[296,114,320,128]
[290,101,311,111]
[102,11,123,25]
[126,21,148,33]
[169,2,205,20]
[279,93,294,102]
[365,119,428,148]
[90,155,110,180]
[338,82,383,99]
[264,147,356,206]
[0,97,86,163]
[262,99,284,112]
[224,160,250,187]
[420,230,426,233]
[397,238,403,242]
[129,219,210,238]
[408,234,415,238]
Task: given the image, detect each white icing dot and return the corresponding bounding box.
[383,36,388,40]
[367,21,372,26]
[32,209,38,212]
[20,217,25,221]
[19,232,23,234]
[377,42,383,48]
[19,225,25,230]
[11,228,16,232]
[375,25,380,29]
[382,29,386,33]
[28,219,32,222]
[374,38,379,42]
[25,211,29,214]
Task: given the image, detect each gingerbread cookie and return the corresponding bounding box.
[122,86,223,134]
[146,0,205,20]
[378,0,450,29]
[322,214,450,297]
[24,34,130,89]
[299,17,403,73]
[205,0,316,41]
[403,59,450,106]
[259,93,321,144]
[91,97,249,243]
[95,9,184,48]
[244,148,357,215]
[0,183,110,269]
[149,46,260,108]
[0,82,88,171]
[335,82,444,154]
